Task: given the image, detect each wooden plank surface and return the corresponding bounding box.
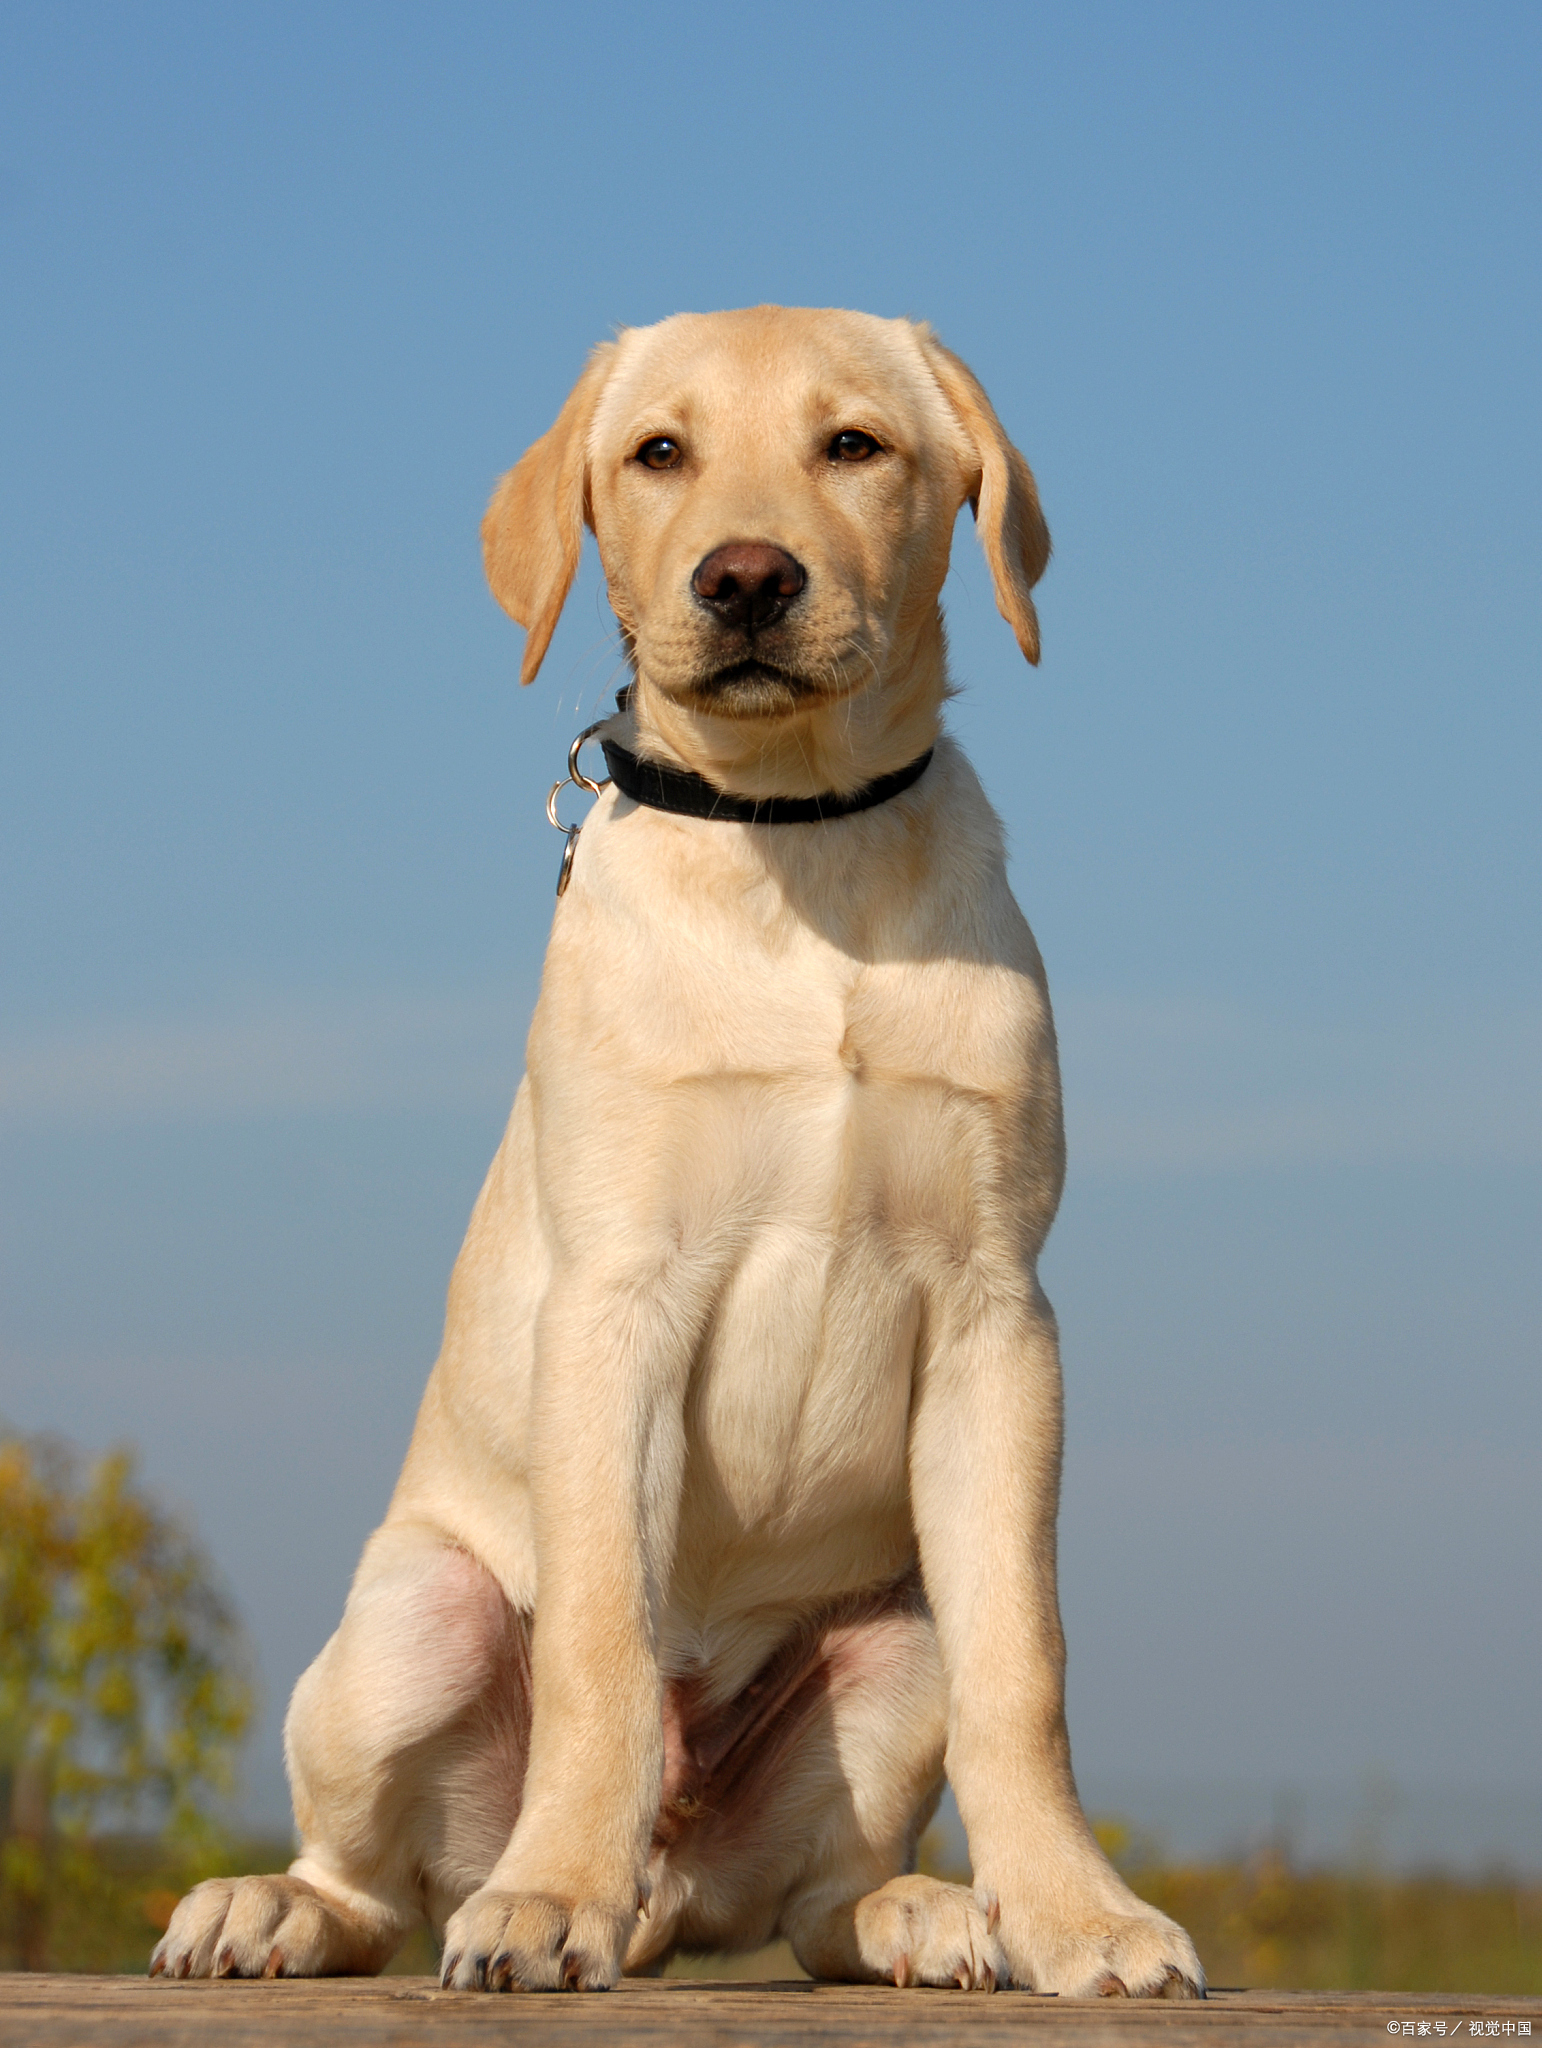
[2,1976,1537,2048]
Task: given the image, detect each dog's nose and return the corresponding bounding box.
[691,543,806,631]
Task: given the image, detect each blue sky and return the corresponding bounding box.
[2,3,1538,1857]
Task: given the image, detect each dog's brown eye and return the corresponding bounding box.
[829,430,881,463]
[636,437,682,470]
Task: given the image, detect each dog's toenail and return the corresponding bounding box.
[1097,1972,1130,1996]
[1157,1965,1201,1999]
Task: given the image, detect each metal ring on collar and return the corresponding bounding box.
[546,717,615,896]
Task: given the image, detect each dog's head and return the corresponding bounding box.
[483,307,1049,790]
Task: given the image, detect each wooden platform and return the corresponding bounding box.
[2,1976,1537,2047]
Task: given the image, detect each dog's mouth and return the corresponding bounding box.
[686,658,821,715]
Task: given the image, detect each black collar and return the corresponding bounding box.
[600,722,933,826]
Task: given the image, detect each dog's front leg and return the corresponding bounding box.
[441,1279,690,1993]
[911,1284,1204,1999]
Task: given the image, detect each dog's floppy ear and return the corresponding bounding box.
[482,342,617,684]
[920,333,1051,666]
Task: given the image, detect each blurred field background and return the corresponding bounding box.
[5,1821,1539,1992]
[1079,1824,1542,1996]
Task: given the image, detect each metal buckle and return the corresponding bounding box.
[546,719,613,897]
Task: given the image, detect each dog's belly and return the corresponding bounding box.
[654,1058,961,1677]
[671,1211,919,1609]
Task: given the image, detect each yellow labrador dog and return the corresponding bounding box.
[154,306,1202,1999]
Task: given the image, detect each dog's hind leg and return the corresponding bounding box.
[630,1584,1003,1989]
[152,1521,531,1979]
[772,1602,1005,1989]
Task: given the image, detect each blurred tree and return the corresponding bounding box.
[0,1430,251,1969]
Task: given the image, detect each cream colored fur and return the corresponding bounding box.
[153,306,1202,1999]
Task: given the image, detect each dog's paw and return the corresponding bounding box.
[441,1888,635,1992]
[1000,1898,1204,1999]
[149,1873,382,1980]
[853,1874,1006,1990]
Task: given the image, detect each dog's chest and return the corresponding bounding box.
[553,838,1035,1534]
[658,956,1029,1606]
[526,797,1052,1572]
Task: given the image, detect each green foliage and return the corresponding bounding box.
[0,1430,252,1968]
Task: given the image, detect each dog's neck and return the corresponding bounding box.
[624,612,949,802]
